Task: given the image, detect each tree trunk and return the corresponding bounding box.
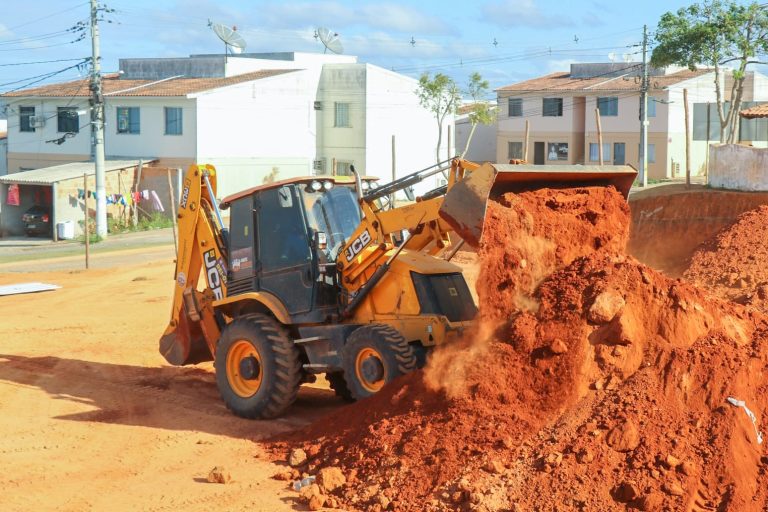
[461,122,478,159]
[713,63,728,143]
[435,119,443,166]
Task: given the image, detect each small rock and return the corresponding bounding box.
[664,454,682,468]
[519,259,527,269]
[545,451,563,467]
[458,478,472,493]
[588,290,626,324]
[576,448,594,464]
[549,339,568,355]
[636,492,664,511]
[308,494,326,511]
[613,480,640,503]
[606,418,640,452]
[483,459,505,474]
[288,448,307,467]
[206,466,231,484]
[272,470,293,481]
[317,466,346,493]
[377,493,391,510]
[650,469,660,479]
[612,345,625,357]
[306,444,321,457]
[662,481,684,496]
[299,483,322,502]
[593,379,605,391]
[680,461,695,476]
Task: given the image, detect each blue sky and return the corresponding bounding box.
[1,0,704,96]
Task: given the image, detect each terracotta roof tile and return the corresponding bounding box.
[1,69,298,98]
[740,103,768,119]
[496,69,712,93]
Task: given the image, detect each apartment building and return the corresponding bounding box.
[1,52,447,199]
[496,63,768,180]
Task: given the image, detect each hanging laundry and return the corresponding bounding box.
[77,189,85,200]
[150,190,165,212]
[142,190,150,200]
[7,184,20,206]
[43,187,52,204]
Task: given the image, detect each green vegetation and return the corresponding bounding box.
[109,213,174,234]
[416,72,461,164]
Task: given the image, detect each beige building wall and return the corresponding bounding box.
[8,152,90,173]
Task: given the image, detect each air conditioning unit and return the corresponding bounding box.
[29,115,45,128]
[313,101,323,110]
[313,158,326,174]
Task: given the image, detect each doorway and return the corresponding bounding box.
[534,142,545,165]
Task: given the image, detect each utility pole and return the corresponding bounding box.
[90,0,107,237]
[639,24,649,187]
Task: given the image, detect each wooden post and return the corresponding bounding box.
[331,157,336,176]
[595,108,604,165]
[83,172,90,270]
[391,135,396,208]
[684,88,691,188]
[523,120,530,162]
[448,125,452,160]
[132,159,143,227]
[167,168,178,255]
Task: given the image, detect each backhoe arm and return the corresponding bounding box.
[158,164,228,366]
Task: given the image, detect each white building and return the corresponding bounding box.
[454,104,497,163]
[1,53,449,198]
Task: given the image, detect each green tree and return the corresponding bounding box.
[417,72,461,165]
[461,72,497,159]
[651,1,768,143]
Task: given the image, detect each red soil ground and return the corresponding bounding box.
[685,205,768,313]
[275,186,768,512]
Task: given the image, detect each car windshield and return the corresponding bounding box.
[302,185,361,261]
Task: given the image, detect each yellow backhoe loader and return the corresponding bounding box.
[159,159,636,418]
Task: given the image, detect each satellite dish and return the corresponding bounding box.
[316,27,343,54]
[608,52,617,63]
[209,20,247,55]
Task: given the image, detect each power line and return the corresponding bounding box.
[0,57,90,67]
[5,1,89,31]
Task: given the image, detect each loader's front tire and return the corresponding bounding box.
[341,324,417,401]
[215,314,301,419]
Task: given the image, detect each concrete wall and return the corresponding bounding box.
[363,65,448,195]
[196,70,318,198]
[455,116,497,163]
[0,138,6,175]
[709,143,768,191]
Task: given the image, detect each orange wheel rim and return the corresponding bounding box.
[355,347,386,393]
[226,339,263,398]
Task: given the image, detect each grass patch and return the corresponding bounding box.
[109,213,174,234]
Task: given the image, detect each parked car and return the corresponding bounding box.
[22,205,51,237]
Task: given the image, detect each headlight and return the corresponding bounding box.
[310,180,322,191]
[369,181,379,189]
[361,181,370,190]
[323,181,333,190]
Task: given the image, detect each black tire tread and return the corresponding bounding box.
[216,314,301,419]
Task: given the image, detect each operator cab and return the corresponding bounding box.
[220,176,378,323]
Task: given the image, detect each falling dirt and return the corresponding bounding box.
[685,205,768,313]
[276,186,768,512]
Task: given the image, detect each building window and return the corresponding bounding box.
[693,102,726,141]
[588,143,610,162]
[738,101,768,141]
[508,98,523,117]
[57,107,79,133]
[508,141,523,159]
[542,98,563,117]
[647,97,657,117]
[336,161,352,176]
[20,106,35,132]
[638,143,656,163]
[117,107,140,134]
[547,142,568,161]
[598,97,618,116]
[334,102,350,127]
[164,107,182,135]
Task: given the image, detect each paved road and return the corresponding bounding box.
[0,228,176,272]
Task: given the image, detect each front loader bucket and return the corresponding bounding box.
[439,162,637,247]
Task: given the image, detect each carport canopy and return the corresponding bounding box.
[0,159,156,186]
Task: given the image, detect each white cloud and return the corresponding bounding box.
[480,0,574,28]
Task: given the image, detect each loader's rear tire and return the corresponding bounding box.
[341,324,417,401]
[215,314,301,419]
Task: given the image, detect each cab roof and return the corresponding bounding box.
[221,175,377,207]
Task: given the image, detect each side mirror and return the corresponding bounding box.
[315,231,327,251]
[404,186,415,201]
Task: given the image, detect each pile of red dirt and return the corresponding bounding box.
[274,186,768,512]
[685,205,768,313]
